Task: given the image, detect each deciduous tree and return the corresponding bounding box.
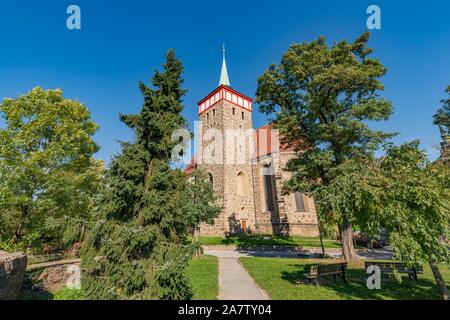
[0,87,100,250]
[376,142,449,300]
[434,86,450,163]
[256,32,393,261]
[182,169,221,242]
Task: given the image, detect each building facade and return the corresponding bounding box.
[185,50,319,237]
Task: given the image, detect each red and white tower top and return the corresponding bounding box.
[198,45,253,115]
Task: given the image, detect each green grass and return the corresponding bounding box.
[186,255,219,300]
[197,234,341,248]
[20,255,219,300]
[240,257,450,300]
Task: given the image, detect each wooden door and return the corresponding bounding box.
[241,220,247,233]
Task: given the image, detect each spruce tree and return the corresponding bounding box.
[81,50,193,300]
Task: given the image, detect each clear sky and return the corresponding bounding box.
[0,0,449,163]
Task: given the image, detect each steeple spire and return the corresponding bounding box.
[219,44,230,87]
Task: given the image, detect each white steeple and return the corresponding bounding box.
[219,44,230,87]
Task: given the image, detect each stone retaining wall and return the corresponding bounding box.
[27,259,81,291]
[0,250,28,300]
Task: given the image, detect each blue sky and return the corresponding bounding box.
[0,0,449,163]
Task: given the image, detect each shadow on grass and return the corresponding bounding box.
[281,263,443,300]
[221,234,297,246]
[18,290,54,300]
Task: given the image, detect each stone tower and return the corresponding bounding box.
[196,47,257,235]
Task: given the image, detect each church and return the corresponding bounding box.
[185,49,319,237]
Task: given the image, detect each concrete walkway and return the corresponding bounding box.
[205,247,394,300]
[206,250,269,300]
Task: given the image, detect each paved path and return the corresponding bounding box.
[205,247,394,300]
[206,250,269,300]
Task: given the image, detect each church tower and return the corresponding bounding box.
[197,46,257,235]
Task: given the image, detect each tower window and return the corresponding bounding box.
[213,109,215,116]
[237,172,249,196]
[232,108,235,115]
[294,192,308,212]
[242,112,244,120]
[207,113,209,120]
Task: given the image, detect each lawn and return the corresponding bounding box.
[240,257,450,300]
[186,255,219,300]
[197,234,342,249]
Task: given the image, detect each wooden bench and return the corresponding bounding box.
[364,261,423,283]
[305,262,347,285]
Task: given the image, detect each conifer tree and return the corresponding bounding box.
[81,50,193,300]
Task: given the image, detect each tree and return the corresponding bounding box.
[434,86,450,163]
[182,169,221,242]
[0,87,100,250]
[256,32,393,261]
[376,142,450,300]
[81,50,195,300]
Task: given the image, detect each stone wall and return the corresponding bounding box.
[198,99,256,236]
[195,97,319,237]
[252,151,320,237]
[0,251,28,300]
[27,259,81,291]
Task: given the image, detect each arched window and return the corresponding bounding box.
[237,172,249,196]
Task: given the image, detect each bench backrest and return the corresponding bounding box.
[317,263,347,274]
[365,261,422,273]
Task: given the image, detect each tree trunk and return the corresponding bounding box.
[193,225,202,256]
[12,205,28,243]
[429,258,449,300]
[318,223,325,258]
[193,225,200,242]
[339,219,356,262]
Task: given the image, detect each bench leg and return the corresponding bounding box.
[412,269,419,284]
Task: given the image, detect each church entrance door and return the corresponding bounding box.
[241,220,247,233]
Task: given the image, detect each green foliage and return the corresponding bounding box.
[0,87,101,250]
[434,85,450,163]
[255,32,394,259]
[81,50,195,300]
[376,142,450,265]
[434,85,450,131]
[182,169,221,232]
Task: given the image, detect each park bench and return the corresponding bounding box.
[364,261,423,283]
[305,262,347,285]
